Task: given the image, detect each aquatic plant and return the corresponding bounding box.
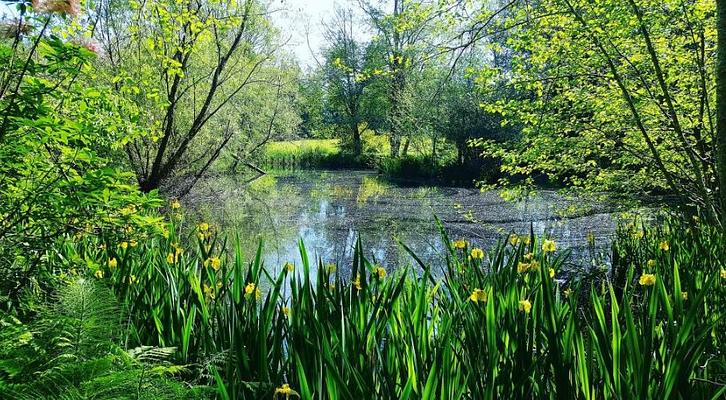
[30,216,726,399]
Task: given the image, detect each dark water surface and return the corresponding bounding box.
[186,170,625,275]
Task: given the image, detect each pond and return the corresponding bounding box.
[186,170,624,276]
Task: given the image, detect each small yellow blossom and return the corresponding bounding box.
[125,226,134,234]
[274,384,294,396]
[170,199,181,209]
[197,222,209,231]
[523,252,534,262]
[517,262,530,273]
[647,259,656,269]
[281,306,290,316]
[352,274,362,290]
[633,230,644,240]
[639,273,656,286]
[285,262,294,272]
[530,260,541,271]
[120,241,128,250]
[216,281,223,289]
[563,288,573,298]
[70,268,77,276]
[327,263,337,273]
[542,239,556,253]
[452,239,467,249]
[129,239,138,247]
[522,236,531,245]
[197,232,205,240]
[127,275,137,285]
[509,234,520,246]
[681,291,688,301]
[208,256,221,271]
[659,241,670,252]
[373,265,386,279]
[548,268,555,278]
[245,282,256,296]
[203,283,215,301]
[108,257,117,269]
[470,248,485,259]
[94,269,104,279]
[469,289,487,303]
[721,268,726,279]
[166,253,175,264]
[518,299,532,314]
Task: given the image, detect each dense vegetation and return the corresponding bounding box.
[1,0,726,399]
[2,213,725,398]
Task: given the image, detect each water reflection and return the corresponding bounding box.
[187,170,622,276]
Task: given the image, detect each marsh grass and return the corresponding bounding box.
[260,139,366,170]
[43,217,726,399]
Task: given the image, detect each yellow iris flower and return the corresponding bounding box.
[469,289,487,303]
[639,273,656,286]
[542,240,556,253]
[519,299,532,314]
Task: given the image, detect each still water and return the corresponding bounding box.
[187,170,623,275]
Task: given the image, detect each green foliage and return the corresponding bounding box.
[479,0,721,220]
[259,138,377,170]
[0,279,205,399]
[0,8,164,313]
[99,0,301,191]
[41,215,726,398]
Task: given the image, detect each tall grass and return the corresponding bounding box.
[259,139,366,170]
[46,217,726,399]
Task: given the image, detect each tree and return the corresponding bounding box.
[357,0,457,157]
[297,68,330,138]
[224,60,302,174]
[96,0,285,192]
[482,0,722,221]
[321,7,369,156]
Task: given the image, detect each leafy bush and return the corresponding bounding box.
[0,278,205,399]
[0,8,165,314]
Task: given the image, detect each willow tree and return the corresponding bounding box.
[96,0,284,192]
[357,0,459,157]
[481,0,722,222]
[321,7,369,156]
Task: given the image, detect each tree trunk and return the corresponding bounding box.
[717,0,726,225]
[389,135,401,158]
[352,122,362,157]
[401,135,411,156]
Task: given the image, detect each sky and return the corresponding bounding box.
[271,0,368,70]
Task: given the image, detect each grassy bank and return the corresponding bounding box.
[259,137,493,186]
[258,139,366,170]
[2,212,724,399]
